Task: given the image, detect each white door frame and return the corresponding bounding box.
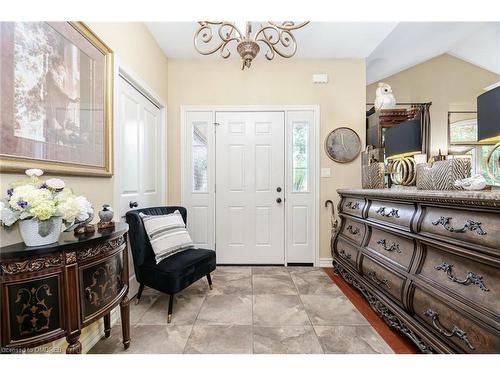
[113,57,167,296]
[181,105,320,266]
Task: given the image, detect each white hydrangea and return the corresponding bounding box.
[46,178,65,190]
[25,168,43,177]
[75,196,93,222]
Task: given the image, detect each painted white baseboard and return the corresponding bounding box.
[319,257,333,267]
[81,307,120,353]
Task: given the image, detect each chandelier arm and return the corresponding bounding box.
[219,37,240,59]
[194,22,242,56]
[255,26,298,58]
[267,21,309,31]
[255,37,275,60]
[218,22,243,41]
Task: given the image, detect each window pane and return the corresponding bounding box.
[292,122,308,192]
[192,122,208,192]
[482,145,500,185]
[449,119,478,143]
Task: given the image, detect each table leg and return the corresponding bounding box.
[104,313,111,338]
[66,331,82,354]
[120,296,130,350]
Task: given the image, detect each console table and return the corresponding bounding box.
[332,189,500,353]
[0,223,130,354]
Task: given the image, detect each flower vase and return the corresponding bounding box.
[19,217,63,247]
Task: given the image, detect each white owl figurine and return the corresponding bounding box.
[374,82,397,111]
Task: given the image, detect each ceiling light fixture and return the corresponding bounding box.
[194,21,309,70]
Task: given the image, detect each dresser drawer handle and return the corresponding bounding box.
[431,216,487,236]
[338,249,352,261]
[345,225,360,235]
[376,239,401,253]
[424,308,475,350]
[376,207,400,218]
[346,201,360,210]
[435,262,489,292]
[367,271,390,289]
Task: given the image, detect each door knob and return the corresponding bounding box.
[276,198,282,204]
[129,201,138,208]
[276,187,282,192]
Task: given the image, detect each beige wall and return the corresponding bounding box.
[367,54,500,155]
[167,58,366,259]
[0,22,168,353]
[0,22,168,248]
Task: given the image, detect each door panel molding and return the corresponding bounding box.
[181,105,320,266]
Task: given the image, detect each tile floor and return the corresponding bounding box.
[89,266,393,354]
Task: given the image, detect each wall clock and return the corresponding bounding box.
[325,127,362,163]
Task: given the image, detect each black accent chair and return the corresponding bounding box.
[126,206,216,323]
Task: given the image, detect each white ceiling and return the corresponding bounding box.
[146,22,500,83]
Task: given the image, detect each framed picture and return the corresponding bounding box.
[0,22,113,176]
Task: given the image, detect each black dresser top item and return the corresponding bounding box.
[0,222,128,261]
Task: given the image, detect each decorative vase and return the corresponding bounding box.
[18,217,63,247]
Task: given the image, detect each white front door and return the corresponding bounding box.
[117,76,163,217]
[215,111,285,264]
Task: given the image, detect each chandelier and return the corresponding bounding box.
[194,21,309,70]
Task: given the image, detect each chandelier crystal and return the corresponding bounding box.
[194,21,309,70]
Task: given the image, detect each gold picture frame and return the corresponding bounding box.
[0,22,114,177]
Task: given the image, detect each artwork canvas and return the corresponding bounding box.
[0,22,113,176]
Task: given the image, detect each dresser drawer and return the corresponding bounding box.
[341,218,365,246]
[418,245,499,315]
[334,237,360,268]
[365,227,416,270]
[368,200,415,230]
[340,197,365,218]
[79,250,125,322]
[419,206,499,251]
[413,287,500,353]
[361,255,405,302]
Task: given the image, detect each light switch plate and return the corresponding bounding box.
[321,168,331,177]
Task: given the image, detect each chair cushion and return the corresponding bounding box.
[140,210,194,263]
[139,248,216,294]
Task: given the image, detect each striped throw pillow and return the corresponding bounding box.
[139,210,194,264]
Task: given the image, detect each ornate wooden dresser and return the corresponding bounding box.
[0,223,130,354]
[332,189,500,353]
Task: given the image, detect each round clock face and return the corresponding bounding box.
[325,127,362,163]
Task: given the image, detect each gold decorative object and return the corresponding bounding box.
[390,157,416,186]
[194,21,309,70]
[486,142,500,184]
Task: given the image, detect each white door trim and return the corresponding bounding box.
[113,57,167,296]
[113,57,167,213]
[181,105,320,266]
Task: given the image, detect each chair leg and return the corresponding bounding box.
[135,283,145,305]
[167,294,174,324]
[206,273,213,290]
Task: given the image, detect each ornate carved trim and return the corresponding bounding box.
[333,259,434,353]
[77,236,125,261]
[65,252,77,265]
[339,191,500,209]
[1,254,63,275]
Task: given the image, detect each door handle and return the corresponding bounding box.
[129,201,139,208]
[276,187,282,192]
[276,198,282,204]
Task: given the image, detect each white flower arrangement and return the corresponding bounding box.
[0,169,93,228]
